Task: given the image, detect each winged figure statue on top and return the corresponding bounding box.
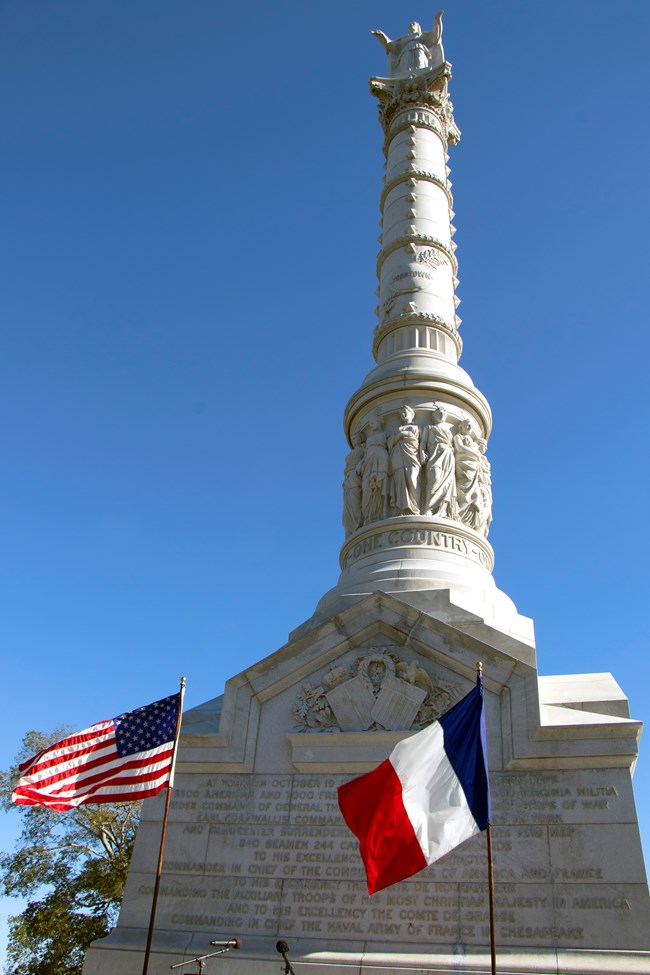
[372,12,445,79]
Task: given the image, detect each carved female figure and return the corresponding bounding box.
[420,404,456,518]
[388,405,421,515]
[476,438,493,536]
[342,432,365,537]
[372,14,444,78]
[361,418,389,525]
[453,418,482,528]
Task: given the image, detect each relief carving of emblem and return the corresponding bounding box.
[292,648,460,733]
[417,246,449,270]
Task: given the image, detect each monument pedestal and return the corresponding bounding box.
[83,592,650,975]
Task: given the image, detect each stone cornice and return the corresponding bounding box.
[343,376,493,442]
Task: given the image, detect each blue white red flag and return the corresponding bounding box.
[12,692,181,812]
[338,673,490,894]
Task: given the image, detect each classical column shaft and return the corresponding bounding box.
[377,102,459,365]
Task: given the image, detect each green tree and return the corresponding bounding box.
[0,729,140,975]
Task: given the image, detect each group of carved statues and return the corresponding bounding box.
[343,405,492,537]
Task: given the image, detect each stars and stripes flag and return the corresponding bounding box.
[338,673,490,894]
[12,692,182,812]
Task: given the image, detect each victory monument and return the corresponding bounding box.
[84,15,650,975]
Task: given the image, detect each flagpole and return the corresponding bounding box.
[142,676,186,975]
[476,662,497,975]
[486,821,497,975]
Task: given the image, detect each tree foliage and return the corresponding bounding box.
[0,729,140,975]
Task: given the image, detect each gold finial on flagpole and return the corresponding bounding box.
[476,661,483,676]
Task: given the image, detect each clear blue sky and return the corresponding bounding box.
[1,0,649,957]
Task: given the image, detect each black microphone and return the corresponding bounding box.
[209,938,242,949]
[276,940,296,975]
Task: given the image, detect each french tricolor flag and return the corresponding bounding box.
[338,673,490,895]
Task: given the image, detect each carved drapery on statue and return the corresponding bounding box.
[342,404,493,538]
[371,14,445,80]
[388,405,420,515]
[360,417,389,524]
[476,441,492,535]
[342,433,364,536]
[454,419,483,527]
[420,405,456,518]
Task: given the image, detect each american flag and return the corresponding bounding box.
[12,692,181,811]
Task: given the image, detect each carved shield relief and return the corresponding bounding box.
[292,647,460,733]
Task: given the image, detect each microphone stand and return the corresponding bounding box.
[170,945,233,972]
[276,940,297,975]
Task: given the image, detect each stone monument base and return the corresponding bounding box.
[83,592,650,975]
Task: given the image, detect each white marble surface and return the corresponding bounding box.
[83,589,650,974]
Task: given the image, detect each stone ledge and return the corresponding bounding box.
[84,935,650,975]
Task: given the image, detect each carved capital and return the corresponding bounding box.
[369,63,460,145]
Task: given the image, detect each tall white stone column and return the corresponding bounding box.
[83,20,650,975]
[311,30,527,640]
